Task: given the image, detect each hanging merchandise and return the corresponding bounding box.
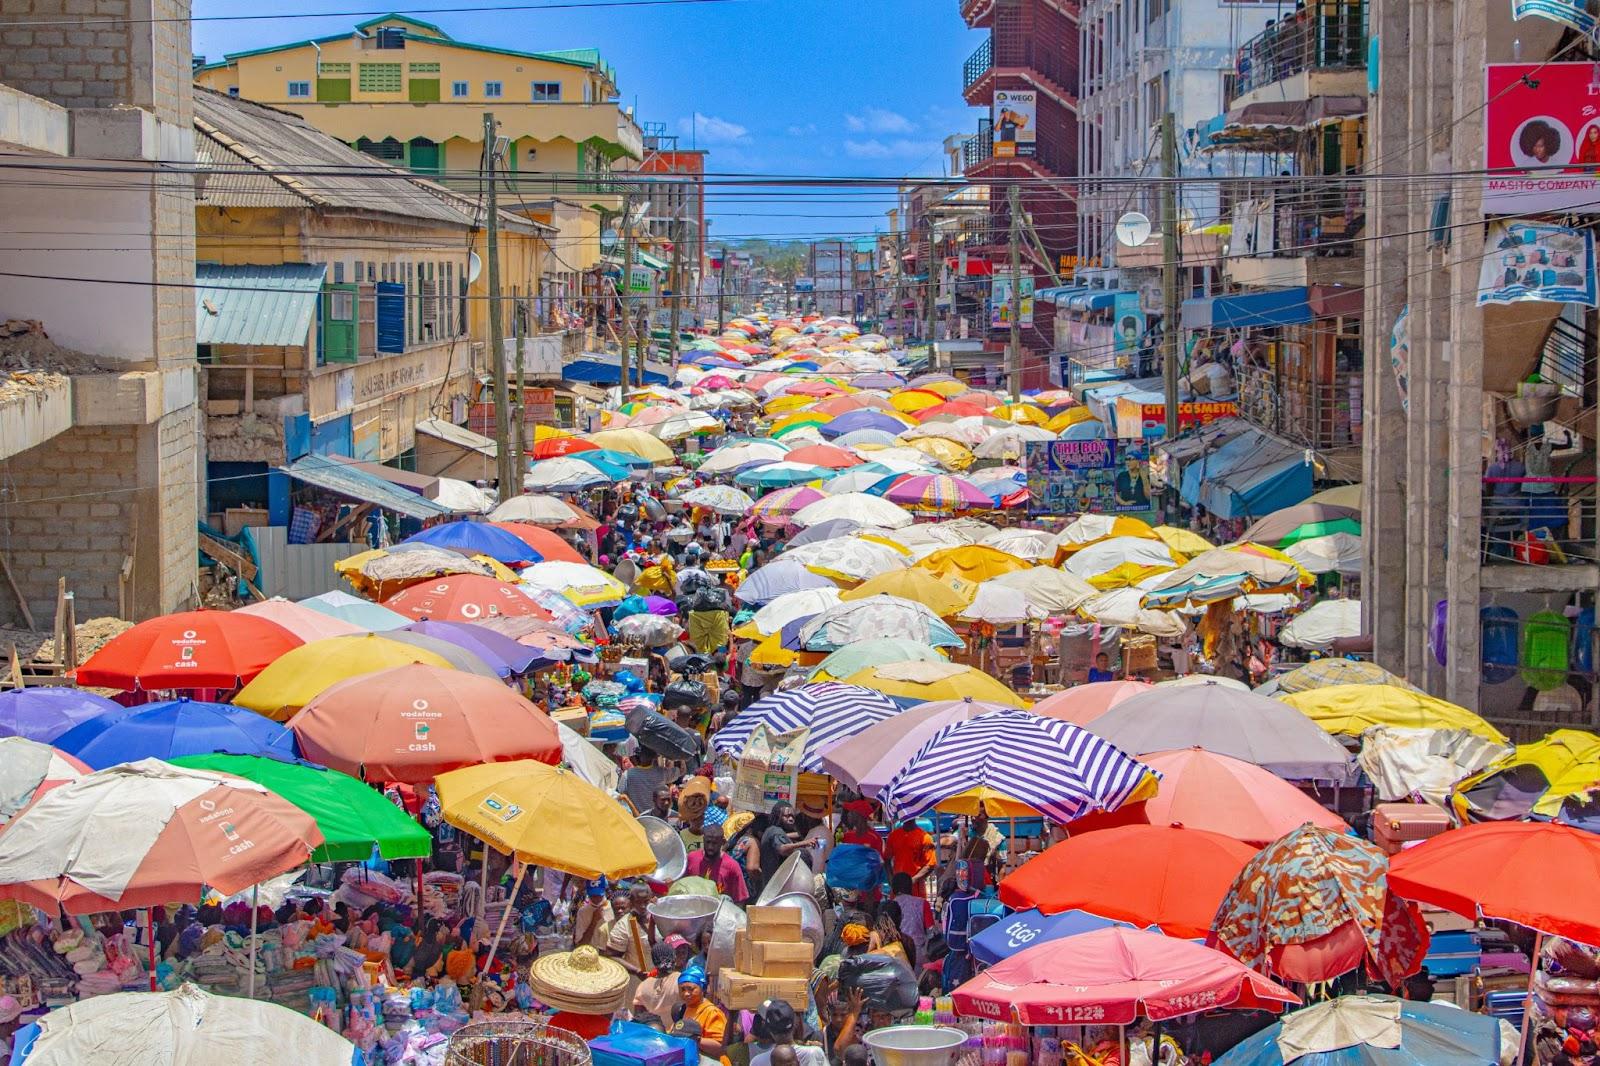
[1482,605,1522,685]
[1522,610,1573,691]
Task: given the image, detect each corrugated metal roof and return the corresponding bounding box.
[415,417,498,456]
[195,262,325,346]
[282,453,453,519]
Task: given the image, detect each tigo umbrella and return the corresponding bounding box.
[0,688,121,743]
[52,698,299,769]
[74,610,301,690]
[1215,995,1503,1066]
[381,574,550,623]
[235,597,365,641]
[233,633,455,719]
[710,684,899,771]
[844,661,1027,708]
[399,521,539,565]
[969,908,1142,966]
[0,737,87,819]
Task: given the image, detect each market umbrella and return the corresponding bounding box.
[0,737,87,819]
[807,638,946,684]
[521,560,629,609]
[233,633,456,720]
[401,620,543,676]
[1278,516,1363,548]
[1085,682,1355,781]
[980,527,1056,563]
[381,574,552,623]
[531,435,598,459]
[398,521,539,565]
[821,410,912,438]
[0,759,322,913]
[1307,483,1365,510]
[699,441,789,475]
[709,683,900,771]
[987,566,1097,614]
[488,494,593,528]
[785,517,874,546]
[969,908,1143,966]
[584,428,676,463]
[792,493,913,530]
[1214,995,1503,1066]
[1286,531,1364,575]
[234,597,366,641]
[285,664,560,784]
[524,456,615,491]
[10,983,359,1066]
[1213,824,1429,986]
[735,462,835,489]
[781,443,862,470]
[679,484,757,515]
[749,485,827,523]
[883,473,990,510]
[171,753,431,862]
[951,927,1298,1025]
[1062,537,1183,580]
[785,537,909,584]
[917,544,1032,584]
[52,698,299,769]
[1359,727,1510,808]
[737,588,842,637]
[840,568,977,617]
[74,610,302,691]
[1240,502,1362,545]
[1067,748,1351,844]
[880,709,1157,822]
[297,590,410,631]
[488,522,586,564]
[377,630,502,677]
[1279,599,1365,651]
[1151,525,1214,556]
[1451,729,1600,821]
[844,660,1027,708]
[568,452,634,483]
[735,560,838,606]
[0,688,121,743]
[818,697,1015,798]
[1030,681,1153,724]
[335,546,499,600]
[1272,659,1413,695]
[1053,515,1160,556]
[1280,684,1508,745]
[798,595,962,651]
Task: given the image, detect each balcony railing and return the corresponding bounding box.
[963,37,993,93]
[1228,184,1366,260]
[1482,478,1597,567]
[961,33,1076,99]
[1230,0,1369,103]
[1236,363,1362,451]
[963,118,994,171]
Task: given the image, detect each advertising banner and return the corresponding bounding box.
[1478,220,1597,307]
[1026,440,1150,515]
[993,89,1038,158]
[1485,63,1600,214]
[991,274,1036,329]
[1123,399,1239,440]
[1112,291,1146,354]
[1512,0,1596,36]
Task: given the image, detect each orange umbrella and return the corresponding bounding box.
[488,523,586,564]
[1066,747,1351,844]
[1029,680,1153,724]
[783,443,863,470]
[75,610,302,691]
[913,400,991,423]
[999,824,1259,938]
[287,664,560,784]
[381,575,552,623]
[531,437,598,460]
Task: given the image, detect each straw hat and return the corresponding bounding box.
[528,946,630,1014]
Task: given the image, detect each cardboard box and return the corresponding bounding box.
[745,940,813,979]
[733,930,750,973]
[718,969,810,1010]
[745,906,803,943]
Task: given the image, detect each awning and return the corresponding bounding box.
[415,417,497,458]
[1228,96,1367,131]
[945,257,994,276]
[325,454,439,494]
[1037,286,1089,307]
[281,453,454,520]
[562,356,669,386]
[1182,287,1312,329]
[1068,289,1133,312]
[635,249,670,272]
[1176,424,1314,520]
[195,262,326,347]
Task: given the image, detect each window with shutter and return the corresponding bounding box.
[358,62,403,93]
[420,279,438,341]
[376,281,405,354]
[358,283,377,356]
[320,283,359,364]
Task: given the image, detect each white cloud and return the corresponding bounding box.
[844,138,939,160]
[677,113,749,144]
[844,108,916,135]
[786,123,818,137]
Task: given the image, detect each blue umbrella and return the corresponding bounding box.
[401,620,541,676]
[734,463,834,489]
[969,908,1138,965]
[820,411,912,439]
[0,688,122,743]
[298,590,409,631]
[52,698,300,769]
[399,521,539,565]
[734,559,837,605]
[568,453,633,482]
[1216,996,1502,1066]
[579,448,653,470]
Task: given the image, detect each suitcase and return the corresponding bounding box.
[1372,802,1452,854]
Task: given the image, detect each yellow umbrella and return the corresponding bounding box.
[1151,525,1214,556]
[993,403,1048,426]
[843,660,1028,708]
[888,391,944,414]
[841,568,978,617]
[584,428,674,464]
[919,380,969,398]
[916,544,1032,584]
[763,394,816,416]
[1279,684,1509,745]
[749,631,825,669]
[769,410,829,434]
[1045,407,1095,433]
[1053,515,1161,560]
[1087,561,1176,591]
[532,425,573,442]
[234,634,455,720]
[903,436,974,470]
[1452,730,1600,820]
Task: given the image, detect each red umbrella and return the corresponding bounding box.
[913,400,991,422]
[381,575,552,624]
[952,926,1298,1025]
[1066,748,1350,845]
[532,437,598,460]
[488,523,586,564]
[75,610,302,690]
[999,825,1259,939]
[287,664,560,784]
[1030,680,1153,725]
[783,444,863,470]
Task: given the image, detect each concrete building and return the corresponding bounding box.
[809,240,852,317]
[0,0,201,625]
[637,123,708,321]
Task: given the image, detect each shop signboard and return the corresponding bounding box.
[1026,439,1151,515]
[1485,63,1600,214]
[1478,220,1597,307]
[993,90,1038,158]
[991,274,1036,329]
[1112,291,1146,354]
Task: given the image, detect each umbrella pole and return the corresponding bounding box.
[481,859,527,976]
[247,883,259,1000]
[146,909,156,992]
[1519,930,1544,1066]
[480,847,490,921]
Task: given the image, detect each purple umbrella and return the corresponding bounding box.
[820,410,911,439]
[0,688,124,743]
[644,595,680,616]
[853,373,906,390]
[401,620,542,676]
[735,558,837,605]
[787,518,866,547]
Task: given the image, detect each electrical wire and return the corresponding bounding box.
[0,0,743,28]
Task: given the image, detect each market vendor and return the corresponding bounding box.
[684,824,749,903]
[674,962,727,1058]
[678,776,713,849]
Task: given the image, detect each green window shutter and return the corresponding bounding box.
[358,62,403,93]
[321,283,359,364]
[408,78,439,102]
[316,78,351,102]
[408,138,441,175]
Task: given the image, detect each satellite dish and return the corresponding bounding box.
[1115,211,1153,248]
[467,251,483,284]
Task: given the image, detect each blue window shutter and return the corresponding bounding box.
[376,281,405,353]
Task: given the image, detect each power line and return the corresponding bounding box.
[0,0,742,28]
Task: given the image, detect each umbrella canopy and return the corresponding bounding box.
[679,484,757,515]
[74,610,302,691]
[530,435,597,459]
[0,737,87,820]
[1241,502,1362,544]
[786,517,877,546]
[739,587,842,639]
[999,824,1259,939]
[1279,516,1363,548]
[699,441,790,474]
[297,590,410,631]
[1030,681,1153,724]
[1215,995,1503,1066]
[798,594,962,651]
[381,575,551,623]
[750,485,827,523]
[1062,536,1183,580]
[1214,824,1428,986]
[53,698,298,770]
[793,493,913,530]
[1067,747,1351,844]
[584,428,676,463]
[488,494,593,528]
[234,597,366,641]
[785,537,909,584]
[808,638,946,684]
[1286,531,1364,575]
[1279,599,1364,651]
[1086,682,1355,781]
[521,561,628,609]
[821,410,913,438]
[523,456,616,490]
[0,688,122,743]
[0,759,322,913]
[398,521,538,565]
[435,761,654,879]
[488,523,586,564]
[883,473,991,510]
[710,684,900,771]
[1281,684,1508,745]
[981,527,1056,562]
[1388,821,1600,945]
[401,620,543,676]
[286,664,561,784]
[844,661,1027,708]
[1151,524,1215,556]
[880,709,1157,822]
[736,559,838,605]
[784,443,864,470]
[377,630,501,677]
[1054,515,1159,555]
[1451,729,1600,821]
[969,908,1142,967]
[917,544,1032,585]
[233,634,456,719]
[988,566,1097,614]
[840,568,977,617]
[172,753,431,862]
[12,983,359,1066]
[817,696,1004,796]
[1273,659,1413,695]
[951,927,1298,1025]
[735,461,835,489]
[335,546,498,600]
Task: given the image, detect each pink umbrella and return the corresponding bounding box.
[700,374,737,390]
[750,486,827,523]
[952,927,1298,1025]
[883,474,994,511]
[0,737,88,820]
[1030,680,1153,724]
[235,597,366,642]
[783,444,863,470]
[819,697,1010,798]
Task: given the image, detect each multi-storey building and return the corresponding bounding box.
[637,124,708,327]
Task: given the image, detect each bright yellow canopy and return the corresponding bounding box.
[917,379,969,398]
[843,660,1028,708]
[234,634,455,720]
[1452,730,1600,819]
[993,403,1049,426]
[1151,525,1214,556]
[1087,561,1177,591]
[763,394,816,416]
[902,436,975,471]
[583,428,674,463]
[748,630,825,669]
[917,544,1033,585]
[1279,684,1509,744]
[888,391,944,414]
[1045,407,1096,433]
[841,568,978,617]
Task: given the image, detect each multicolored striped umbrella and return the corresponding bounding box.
[879,709,1157,823]
[749,485,827,523]
[882,473,993,511]
[709,683,900,771]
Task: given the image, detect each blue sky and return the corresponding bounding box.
[192,0,986,242]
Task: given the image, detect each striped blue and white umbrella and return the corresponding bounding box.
[710,683,900,771]
[879,709,1157,824]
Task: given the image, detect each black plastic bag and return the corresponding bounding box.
[661,678,710,711]
[633,709,703,762]
[836,953,919,1013]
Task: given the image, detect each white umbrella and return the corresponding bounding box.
[974,425,1055,460]
[989,566,1097,614]
[1279,598,1363,650]
[747,587,844,636]
[1286,531,1364,575]
[782,536,908,583]
[520,561,628,608]
[557,721,619,794]
[699,441,788,475]
[1062,536,1181,579]
[644,410,722,442]
[958,583,1043,624]
[679,484,756,515]
[524,457,613,491]
[898,421,988,447]
[981,527,1057,562]
[792,493,913,529]
[1079,588,1188,638]
[432,477,494,514]
[489,494,583,526]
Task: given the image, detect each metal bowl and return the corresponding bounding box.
[862,1026,970,1066]
[765,892,825,957]
[706,896,747,978]
[647,894,722,940]
[637,816,686,884]
[755,851,816,907]
[1508,393,1559,428]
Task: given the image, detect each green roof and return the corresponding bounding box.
[354,13,450,38]
[205,21,612,77]
[195,262,326,347]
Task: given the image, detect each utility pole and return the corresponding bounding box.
[716,245,727,332]
[484,112,514,495]
[1161,112,1182,439]
[923,215,936,346]
[891,232,904,343]
[1007,183,1023,403]
[510,287,524,478]
[619,190,635,391]
[669,214,684,369]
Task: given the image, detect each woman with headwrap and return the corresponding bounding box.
[675,961,728,1057]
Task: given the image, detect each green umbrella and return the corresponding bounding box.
[171,753,431,862]
[1277,516,1361,548]
[808,639,947,682]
